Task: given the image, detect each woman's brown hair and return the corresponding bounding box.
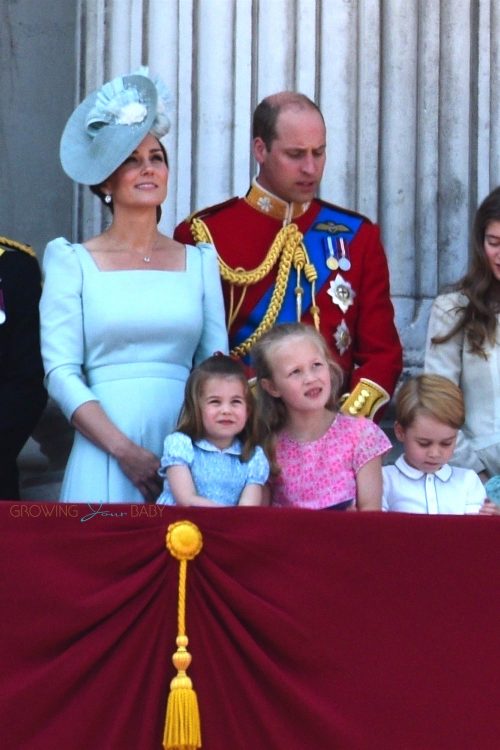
[432,186,500,357]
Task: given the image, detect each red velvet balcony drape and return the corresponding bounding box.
[1,503,499,750]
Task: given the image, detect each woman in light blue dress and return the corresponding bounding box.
[40,71,228,503]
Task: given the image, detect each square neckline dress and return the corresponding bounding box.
[40,237,227,503]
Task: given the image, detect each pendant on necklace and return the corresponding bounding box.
[143,256,151,263]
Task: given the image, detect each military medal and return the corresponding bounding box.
[327,274,355,313]
[323,236,339,270]
[337,237,351,271]
[334,319,351,355]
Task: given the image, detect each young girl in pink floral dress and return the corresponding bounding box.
[252,323,391,510]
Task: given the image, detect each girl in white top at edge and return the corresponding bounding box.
[425,186,500,482]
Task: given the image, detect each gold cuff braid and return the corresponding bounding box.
[190,217,320,358]
[340,378,390,420]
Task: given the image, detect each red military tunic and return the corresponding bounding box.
[175,181,402,420]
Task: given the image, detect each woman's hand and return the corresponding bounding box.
[71,401,162,503]
[116,443,162,503]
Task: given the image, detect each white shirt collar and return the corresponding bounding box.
[193,437,243,456]
[395,454,452,482]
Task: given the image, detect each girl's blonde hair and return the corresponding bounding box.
[251,323,344,473]
[177,353,262,462]
[396,374,465,429]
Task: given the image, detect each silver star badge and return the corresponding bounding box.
[327,273,355,313]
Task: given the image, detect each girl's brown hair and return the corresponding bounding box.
[177,353,262,462]
[432,186,500,357]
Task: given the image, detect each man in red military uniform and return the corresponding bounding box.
[175,92,402,420]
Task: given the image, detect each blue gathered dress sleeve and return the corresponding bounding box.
[246,445,270,485]
[192,242,229,364]
[158,432,194,477]
[39,238,98,420]
[157,432,195,505]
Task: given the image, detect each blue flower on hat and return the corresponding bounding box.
[136,65,173,138]
[86,68,171,138]
[86,77,149,132]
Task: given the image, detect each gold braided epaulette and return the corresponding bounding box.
[0,236,36,258]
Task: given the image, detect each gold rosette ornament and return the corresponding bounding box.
[163,521,203,750]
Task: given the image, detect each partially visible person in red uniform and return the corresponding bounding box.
[175,92,402,421]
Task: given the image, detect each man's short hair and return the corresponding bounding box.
[252,92,324,150]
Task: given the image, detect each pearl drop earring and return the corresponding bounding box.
[104,194,112,205]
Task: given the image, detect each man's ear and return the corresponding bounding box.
[253,137,267,165]
[260,377,280,398]
[394,422,406,443]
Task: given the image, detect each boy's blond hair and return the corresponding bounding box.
[396,374,465,429]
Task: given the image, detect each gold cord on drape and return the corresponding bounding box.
[164,521,203,750]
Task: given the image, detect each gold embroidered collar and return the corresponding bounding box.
[244,178,311,222]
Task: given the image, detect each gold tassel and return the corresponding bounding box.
[164,521,204,750]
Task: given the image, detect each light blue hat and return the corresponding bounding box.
[59,70,171,185]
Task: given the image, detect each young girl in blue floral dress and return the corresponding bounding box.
[157,354,269,506]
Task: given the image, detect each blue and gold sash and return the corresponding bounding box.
[231,204,363,354]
